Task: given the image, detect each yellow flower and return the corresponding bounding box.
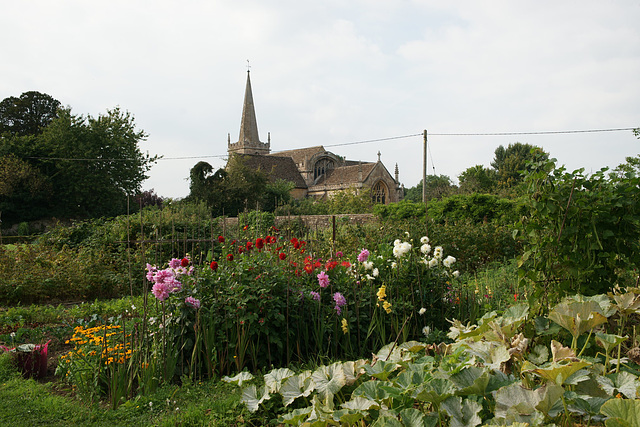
[383,300,392,314]
[341,318,348,334]
[377,285,387,301]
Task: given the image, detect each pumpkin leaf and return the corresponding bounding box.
[241,384,270,412]
[280,371,315,407]
[462,340,510,371]
[440,395,482,427]
[600,398,640,427]
[222,371,254,386]
[332,408,366,425]
[312,362,348,405]
[548,300,608,339]
[341,396,380,411]
[364,360,400,380]
[353,380,394,401]
[597,371,640,399]
[522,359,591,386]
[595,332,628,355]
[415,378,456,405]
[279,406,312,425]
[399,408,438,427]
[527,344,549,364]
[449,366,491,396]
[264,367,295,393]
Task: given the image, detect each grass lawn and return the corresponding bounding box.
[0,353,257,426]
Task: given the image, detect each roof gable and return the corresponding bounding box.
[239,154,307,188]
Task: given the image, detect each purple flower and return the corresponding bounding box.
[317,271,330,288]
[357,249,370,263]
[310,291,320,301]
[185,296,201,309]
[333,292,347,314]
[336,251,343,258]
[169,258,182,269]
[152,282,170,302]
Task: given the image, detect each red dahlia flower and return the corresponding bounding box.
[210,261,218,270]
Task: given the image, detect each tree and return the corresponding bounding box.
[187,155,271,217]
[458,165,498,194]
[263,179,294,212]
[0,153,52,222]
[36,107,156,218]
[0,91,61,136]
[404,175,454,202]
[0,105,157,223]
[491,142,548,188]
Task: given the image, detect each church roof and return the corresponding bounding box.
[238,154,308,189]
[269,146,326,167]
[315,163,376,186]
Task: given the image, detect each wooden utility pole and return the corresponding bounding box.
[422,130,427,203]
[422,130,429,236]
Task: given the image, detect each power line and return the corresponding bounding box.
[324,133,421,148]
[22,126,637,162]
[428,127,636,136]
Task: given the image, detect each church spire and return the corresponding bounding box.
[228,69,270,155]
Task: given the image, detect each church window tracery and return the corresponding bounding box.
[372,181,388,204]
[314,158,334,180]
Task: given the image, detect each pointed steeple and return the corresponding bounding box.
[239,71,260,145]
[228,70,270,155]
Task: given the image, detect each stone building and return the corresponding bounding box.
[227,71,403,204]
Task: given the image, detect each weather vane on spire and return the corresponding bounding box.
[246,59,251,72]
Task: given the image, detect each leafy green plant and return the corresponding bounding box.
[517,158,640,303]
[229,288,640,426]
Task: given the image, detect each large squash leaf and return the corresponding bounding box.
[597,372,640,399]
[280,370,315,406]
[312,362,348,405]
[241,384,270,412]
[222,371,254,386]
[449,366,491,396]
[548,300,608,339]
[399,408,438,427]
[440,396,482,427]
[264,367,295,393]
[600,398,640,427]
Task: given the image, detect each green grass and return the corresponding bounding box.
[0,353,258,426]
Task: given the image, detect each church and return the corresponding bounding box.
[226,71,403,204]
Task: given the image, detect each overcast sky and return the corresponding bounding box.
[2,0,639,198]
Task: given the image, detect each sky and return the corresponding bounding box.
[2,0,639,198]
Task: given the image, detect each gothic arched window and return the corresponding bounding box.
[372,181,388,204]
[314,158,334,180]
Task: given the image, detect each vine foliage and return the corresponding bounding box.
[517,156,640,304]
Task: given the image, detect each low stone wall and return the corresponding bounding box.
[220,213,376,229]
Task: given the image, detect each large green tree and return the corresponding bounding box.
[187,155,270,217]
[458,165,498,194]
[404,175,454,202]
[0,101,156,223]
[491,142,548,188]
[0,91,60,136]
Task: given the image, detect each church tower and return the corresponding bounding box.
[228,70,270,155]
